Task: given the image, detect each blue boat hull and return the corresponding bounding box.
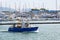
[8,27,38,32]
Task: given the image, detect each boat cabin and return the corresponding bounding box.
[13,18,29,28]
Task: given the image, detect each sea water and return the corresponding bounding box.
[0,24,60,40]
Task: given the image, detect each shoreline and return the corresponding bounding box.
[0,20,60,25]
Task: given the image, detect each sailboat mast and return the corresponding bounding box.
[55,0,58,18]
[32,0,34,9]
[24,2,26,12]
[42,2,44,8]
[9,3,11,11]
[56,0,57,10]
[18,3,20,13]
[15,2,17,11]
[0,0,2,7]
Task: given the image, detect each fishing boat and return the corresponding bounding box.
[8,17,38,32]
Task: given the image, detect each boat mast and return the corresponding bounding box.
[18,0,20,13]
[0,0,2,7]
[15,2,17,11]
[8,4,10,13]
[56,0,57,10]
[32,0,34,9]
[42,2,44,8]
[19,5,20,13]
[56,0,58,18]
[24,2,26,12]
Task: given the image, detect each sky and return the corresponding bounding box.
[0,0,60,10]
